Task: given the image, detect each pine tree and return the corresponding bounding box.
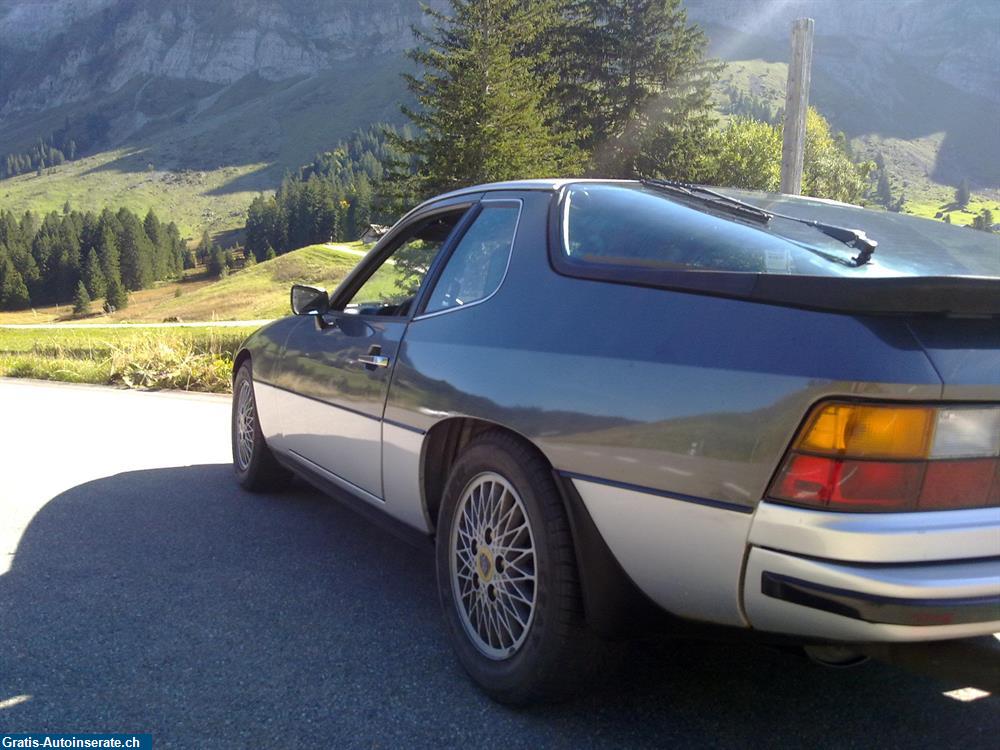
[96,224,124,299]
[197,230,212,265]
[395,0,582,197]
[264,244,277,261]
[875,169,892,207]
[555,0,722,179]
[956,178,971,207]
[83,248,106,299]
[143,208,168,278]
[165,222,184,275]
[117,209,154,290]
[104,273,127,310]
[72,280,91,315]
[0,258,31,309]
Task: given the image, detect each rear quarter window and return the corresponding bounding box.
[423,201,520,314]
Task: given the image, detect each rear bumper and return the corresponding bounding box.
[744,547,1000,640]
[744,503,1000,641]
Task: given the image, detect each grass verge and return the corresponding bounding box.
[0,325,259,392]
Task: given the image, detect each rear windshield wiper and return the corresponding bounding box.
[640,178,878,266]
[640,178,772,225]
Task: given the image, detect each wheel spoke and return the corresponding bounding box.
[449,471,536,660]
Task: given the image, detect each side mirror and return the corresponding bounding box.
[290,284,330,316]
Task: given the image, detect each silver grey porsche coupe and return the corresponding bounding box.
[231,179,1000,703]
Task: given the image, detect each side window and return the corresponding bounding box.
[344,211,465,317]
[423,202,520,314]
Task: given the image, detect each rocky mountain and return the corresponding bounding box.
[0,0,433,117]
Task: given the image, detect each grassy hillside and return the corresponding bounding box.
[0,150,266,239]
[0,62,409,240]
[149,243,367,321]
[0,242,371,325]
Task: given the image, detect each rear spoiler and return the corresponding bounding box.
[549,254,1000,317]
[750,274,1000,317]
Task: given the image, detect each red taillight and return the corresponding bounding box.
[768,402,1000,513]
[919,459,998,510]
[772,454,925,511]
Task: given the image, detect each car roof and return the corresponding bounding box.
[417,178,861,211]
[411,178,629,211]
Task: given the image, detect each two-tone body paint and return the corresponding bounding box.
[238,184,1000,635]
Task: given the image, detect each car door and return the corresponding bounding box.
[276,203,473,499]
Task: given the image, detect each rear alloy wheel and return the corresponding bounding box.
[231,361,292,491]
[450,472,537,659]
[436,431,596,704]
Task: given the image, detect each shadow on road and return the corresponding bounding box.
[1,464,997,748]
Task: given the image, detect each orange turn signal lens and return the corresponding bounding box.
[771,401,1000,512]
[795,402,934,460]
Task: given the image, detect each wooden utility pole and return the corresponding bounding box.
[780,18,815,194]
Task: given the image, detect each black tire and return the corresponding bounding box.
[435,430,596,704]
[231,361,292,492]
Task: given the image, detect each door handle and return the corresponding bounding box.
[357,354,390,368]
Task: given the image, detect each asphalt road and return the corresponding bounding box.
[1,379,997,749]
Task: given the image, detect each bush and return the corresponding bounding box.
[206,245,227,277]
[706,108,872,204]
[0,327,254,392]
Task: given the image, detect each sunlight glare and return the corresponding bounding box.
[942,687,990,702]
[0,694,32,710]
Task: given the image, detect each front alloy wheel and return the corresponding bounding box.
[231,361,292,491]
[234,378,256,472]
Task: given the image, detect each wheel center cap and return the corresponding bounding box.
[477,547,494,582]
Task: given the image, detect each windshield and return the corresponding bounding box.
[562,183,1000,279]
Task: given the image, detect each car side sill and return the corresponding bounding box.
[275,450,432,550]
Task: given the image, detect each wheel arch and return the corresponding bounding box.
[232,348,252,380]
[419,416,660,637]
[419,417,534,533]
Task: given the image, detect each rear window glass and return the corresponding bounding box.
[561,183,831,275]
[560,183,1000,279]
